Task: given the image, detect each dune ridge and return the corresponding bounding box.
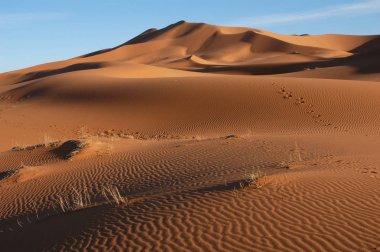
[1,21,380,82]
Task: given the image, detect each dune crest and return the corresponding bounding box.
[2,21,380,82]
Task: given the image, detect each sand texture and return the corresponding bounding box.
[1,21,380,251]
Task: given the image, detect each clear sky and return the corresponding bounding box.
[1,0,380,72]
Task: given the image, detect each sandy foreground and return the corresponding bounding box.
[1,21,380,251]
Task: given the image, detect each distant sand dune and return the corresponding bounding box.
[1,21,379,81]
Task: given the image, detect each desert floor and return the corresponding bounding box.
[1,21,380,251]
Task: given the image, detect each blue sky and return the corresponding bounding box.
[1,0,380,72]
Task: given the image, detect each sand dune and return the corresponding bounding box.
[2,21,380,82]
[1,21,380,251]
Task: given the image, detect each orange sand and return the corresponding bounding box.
[1,21,380,251]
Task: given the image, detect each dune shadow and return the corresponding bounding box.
[16,62,106,84]
[0,204,109,252]
[195,179,251,193]
[0,170,17,181]
[192,51,380,76]
[351,37,380,55]
[188,37,380,76]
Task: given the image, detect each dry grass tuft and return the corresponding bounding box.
[240,167,266,189]
[56,185,127,214]
[43,133,56,147]
[11,133,59,151]
[102,185,128,205]
[57,187,92,212]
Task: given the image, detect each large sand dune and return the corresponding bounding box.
[1,21,380,251]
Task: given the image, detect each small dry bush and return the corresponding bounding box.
[241,167,266,189]
[279,160,290,169]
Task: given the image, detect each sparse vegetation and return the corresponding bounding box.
[241,167,266,189]
[87,135,100,145]
[0,185,129,232]
[278,140,303,169]
[279,160,290,169]
[43,133,55,147]
[11,133,59,151]
[11,142,28,151]
[230,167,266,198]
[102,185,128,205]
[232,167,267,193]
[56,185,127,213]
[78,125,90,139]
[57,187,92,212]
